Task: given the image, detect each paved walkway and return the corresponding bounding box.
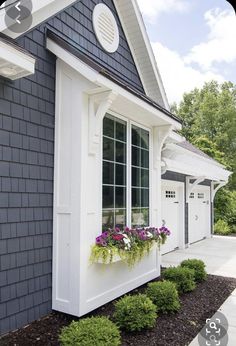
[162,236,236,345]
[162,235,236,278]
[189,288,236,346]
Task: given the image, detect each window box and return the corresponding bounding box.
[90,226,171,267]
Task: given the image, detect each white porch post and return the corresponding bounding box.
[153,125,173,264]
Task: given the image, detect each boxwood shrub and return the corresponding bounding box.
[163,266,196,293]
[59,317,121,346]
[114,294,157,332]
[180,258,207,282]
[146,280,180,314]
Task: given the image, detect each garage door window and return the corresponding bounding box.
[198,193,204,199]
[102,114,150,229]
[165,191,176,198]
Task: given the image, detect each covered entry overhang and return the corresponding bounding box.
[162,141,231,247]
[0,33,35,80]
[46,32,181,132]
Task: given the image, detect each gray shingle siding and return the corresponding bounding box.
[0,25,55,335]
[162,171,213,245]
[47,0,144,93]
[0,0,145,336]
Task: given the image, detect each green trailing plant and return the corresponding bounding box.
[114,294,157,332]
[146,280,180,314]
[90,226,171,266]
[180,259,207,282]
[214,219,231,235]
[163,266,196,294]
[59,317,121,346]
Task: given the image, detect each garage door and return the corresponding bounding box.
[188,186,211,244]
[161,182,183,254]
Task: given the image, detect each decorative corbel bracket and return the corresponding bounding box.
[153,125,173,169]
[186,176,206,203]
[211,181,227,202]
[88,90,118,155]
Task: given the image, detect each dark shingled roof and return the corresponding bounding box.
[176,140,218,163]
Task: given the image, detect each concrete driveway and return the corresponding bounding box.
[162,235,236,278]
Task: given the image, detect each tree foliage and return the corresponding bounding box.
[172,81,236,227]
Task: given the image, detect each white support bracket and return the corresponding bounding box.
[153,125,173,169]
[211,181,227,202]
[88,90,118,155]
[186,176,206,203]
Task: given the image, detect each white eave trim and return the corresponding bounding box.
[46,37,182,130]
[0,0,77,38]
[114,0,170,109]
[0,39,35,80]
[162,143,232,182]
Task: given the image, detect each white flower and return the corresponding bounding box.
[146,231,153,238]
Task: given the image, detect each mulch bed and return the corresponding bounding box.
[1,273,236,346]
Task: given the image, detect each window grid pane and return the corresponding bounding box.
[102,115,127,229]
[131,126,150,227]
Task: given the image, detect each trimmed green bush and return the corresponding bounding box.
[180,259,207,282]
[114,294,157,331]
[59,317,121,346]
[146,280,180,314]
[163,266,196,293]
[214,219,231,235]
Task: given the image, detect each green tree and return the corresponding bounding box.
[173,81,236,227]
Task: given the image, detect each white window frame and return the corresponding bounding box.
[102,110,152,229]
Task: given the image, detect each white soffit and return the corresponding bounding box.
[162,143,231,182]
[93,4,119,53]
[114,0,170,110]
[0,39,35,80]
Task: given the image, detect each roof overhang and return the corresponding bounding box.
[1,0,170,109]
[0,0,77,38]
[46,36,182,130]
[162,143,231,182]
[0,37,35,80]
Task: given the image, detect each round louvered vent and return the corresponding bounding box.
[93,4,119,53]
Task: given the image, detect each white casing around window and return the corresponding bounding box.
[93,3,120,53]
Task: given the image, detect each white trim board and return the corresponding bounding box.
[0,0,77,38]
[0,39,35,79]
[46,38,181,130]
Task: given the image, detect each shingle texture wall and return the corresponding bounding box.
[0,0,144,335]
[0,25,55,335]
[47,0,144,93]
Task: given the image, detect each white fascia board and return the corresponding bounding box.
[46,38,182,130]
[0,40,35,79]
[113,0,170,110]
[0,0,77,38]
[165,142,225,169]
[164,158,230,182]
[0,40,35,71]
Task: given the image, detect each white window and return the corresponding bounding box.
[198,193,204,199]
[165,190,176,198]
[102,114,150,229]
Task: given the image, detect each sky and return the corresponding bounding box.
[137,0,236,105]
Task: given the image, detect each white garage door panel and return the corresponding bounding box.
[161,183,183,254]
[189,186,211,244]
